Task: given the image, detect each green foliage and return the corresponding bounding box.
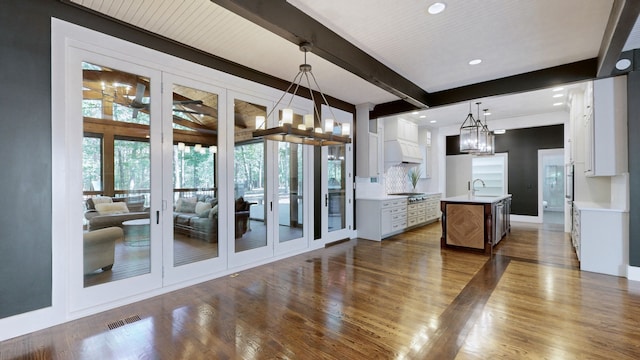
[408,167,422,189]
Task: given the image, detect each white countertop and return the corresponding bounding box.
[356,192,441,201]
[441,194,512,204]
[573,201,628,213]
[357,195,407,200]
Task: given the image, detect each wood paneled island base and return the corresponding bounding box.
[440,194,512,254]
[443,203,491,252]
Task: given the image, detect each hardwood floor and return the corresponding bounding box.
[3,221,640,359]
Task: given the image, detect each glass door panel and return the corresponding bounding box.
[277,141,304,243]
[320,105,354,245]
[327,145,346,232]
[232,98,269,254]
[82,61,152,288]
[171,83,220,266]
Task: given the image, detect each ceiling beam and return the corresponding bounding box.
[210,0,430,108]
[597,0,640,77]
[370,59,598,118]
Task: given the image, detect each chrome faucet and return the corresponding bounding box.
[472,178,485,196]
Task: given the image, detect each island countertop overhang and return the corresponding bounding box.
[440,194,512,204]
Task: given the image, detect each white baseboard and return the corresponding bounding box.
[627,266,640,281]
[510,215,542,223]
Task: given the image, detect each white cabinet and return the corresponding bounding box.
[384,117,418,143]
[584,76,628,177]
[357,198,407,241]
[572,202,628,276]
[472,154,508,196]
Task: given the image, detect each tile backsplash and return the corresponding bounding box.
[385,165,410,194]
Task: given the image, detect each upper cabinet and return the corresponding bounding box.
[384,117,418,143]
[584,76,628,177]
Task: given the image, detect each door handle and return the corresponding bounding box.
[325,194,328,207]
[270,201,273,211]
[156,210,160,224]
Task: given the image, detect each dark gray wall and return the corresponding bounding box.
[0,0,53,318]
[628,70,640,267]
[446,125,564,216]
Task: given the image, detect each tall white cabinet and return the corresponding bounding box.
[583,76,628,177]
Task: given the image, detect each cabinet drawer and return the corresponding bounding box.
[408,209,418,217]
[391,221,407,231]
[407,217,418,227]
[418,215,427,223]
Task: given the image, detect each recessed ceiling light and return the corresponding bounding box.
[553,102,563,106]
[428,2,446,14]
[469,59,482,65]
[412,111,419,115]
[553,94,563,98]
[430,120,437,123]
[420,115,427,119]
[483,111,491,116]
[552,87,564,92]
[616,58,631,70]
[494,129,506,134]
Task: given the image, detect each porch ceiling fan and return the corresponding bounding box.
[129,82,206,118]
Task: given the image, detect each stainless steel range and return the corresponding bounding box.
[388,192,427,203]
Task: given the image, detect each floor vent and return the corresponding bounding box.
[107,315,142,330]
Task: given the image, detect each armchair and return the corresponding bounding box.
[83,227,121,274]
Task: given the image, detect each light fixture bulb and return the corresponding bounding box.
[324,118,334,133]
[209,145,217,153]
[194,144,202,152]
[341,123,350,136]
[177,142,185,151]
[304,114,314,129]
[282,108,293,125]
[184,146,191,153]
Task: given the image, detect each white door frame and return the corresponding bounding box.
[317,105,355,247]
[161,73,229,286]
[65,47,164,313]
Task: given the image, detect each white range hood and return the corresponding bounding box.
[384,139,422,165]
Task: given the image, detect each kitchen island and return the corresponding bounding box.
[440,194,511,253]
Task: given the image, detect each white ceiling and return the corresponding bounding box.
[70,0,638,127]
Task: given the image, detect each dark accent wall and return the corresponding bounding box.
[628,70,640,266]
[0,0,53,319]
[446,125,564,216]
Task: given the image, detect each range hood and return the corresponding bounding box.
[384,139,422,165]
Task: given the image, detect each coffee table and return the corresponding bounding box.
[122,218,150,246]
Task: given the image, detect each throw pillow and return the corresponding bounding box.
[195,201,212,215]
[87,196,112,210]
[175,197,197,213]
[95,202,129,215]
[197,209,211,218]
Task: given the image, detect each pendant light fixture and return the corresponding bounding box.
[459,102,481,152]
[476,109,495,156]
[252,42,351,146]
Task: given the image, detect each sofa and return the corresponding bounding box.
[173,195,253,242]
[84,195,149,231]
[83,226,121,274]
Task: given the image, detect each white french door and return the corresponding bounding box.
[68,47,163,312]
[227,91,275,268]
[319,106,355,245]
[272,102,313,256]
[161,73,228,285]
